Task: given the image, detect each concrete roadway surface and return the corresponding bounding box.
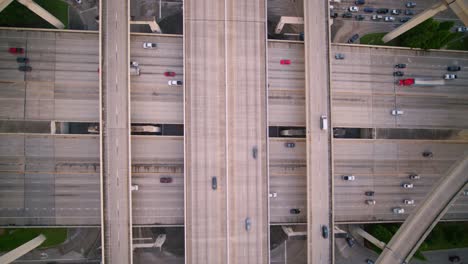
[0,29,183,125]
[303,0,332,263]
[331,45,468,129]
[225,0,268,263]
[376,155,468,264]
[268,41,306,127]
[0,134,184,226]
[184,0,229,262]
[184,0,268,262]
[0,134,101,226]
[269,138,307,224]
[0,30,99,122]
[100,0,132,263]
[334,139,468,223]
[130,34,183,124]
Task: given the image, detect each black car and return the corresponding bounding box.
[365,191,375,196]
[422,151,433,158]
[290,208,301,214]
[355,14,365,21]
[393,71,404,76]
[330,12,338,18]
[447,65,461,71]
[363,7,374,13]
[355,0,365,5]
[342,12,353,18]
[405,9,415,15]
[348,34,360,44]
[252,146,258,159]
[395,63,407,68]
[16,57,29,63]
[400,17,410,23]
[18,65,32,72]
[322,225,329,239]
[346,236,356,247]
[449,255,460,262]
[285,142,296,148]
[212,176,217,190]
[376,8,389,14]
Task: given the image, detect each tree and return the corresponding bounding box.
[399,18,457,50]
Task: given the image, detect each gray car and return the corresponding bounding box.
[212,176,217,190]
[245,217,251,231]
[335,53,345,60]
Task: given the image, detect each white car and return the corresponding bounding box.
[444,74,457,80]
[88,125,99,133]
[143,42,157,49]
[349,6,359,12]
[402,183,414,189]
[456,26,467,33]
[269,192,278,198]
[342,175,355,181]
[393,207,405,214]
[131,185,139,191]
[384,16,395,22]
[404,199,414,205]
[371,15,383,20]
[131,125,160,133]
[409,174,420,180]
[130,61,139,67]
[168,80,183,86]
[391,109,404,116]
[366,200,376,205]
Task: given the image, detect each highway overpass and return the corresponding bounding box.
[1,29,468,227]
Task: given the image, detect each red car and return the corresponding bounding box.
[280,59,291,65]
[164,71,176,77]
[398,78,414,86]
[160,177,173,183]
[9,47,24,54]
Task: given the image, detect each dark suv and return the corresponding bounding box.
[376,8,389,14]
[447,65,461,71]
[348,34,360,43]
[290,208,301,214]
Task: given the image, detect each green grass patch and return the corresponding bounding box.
[420,222,468,251]
[0,0,68,28]
[365,224,427,261]
[365,222,468,261]
[0,228,67,252]
[359,32,400,46]
[446,36,468,51]
[359,33,387,45]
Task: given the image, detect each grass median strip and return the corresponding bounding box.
[0,228,67,252]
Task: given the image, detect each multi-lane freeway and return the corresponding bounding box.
[2,29,468,228]
[184,0,268,262]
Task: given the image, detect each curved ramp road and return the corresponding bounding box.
[376,155,468,264]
